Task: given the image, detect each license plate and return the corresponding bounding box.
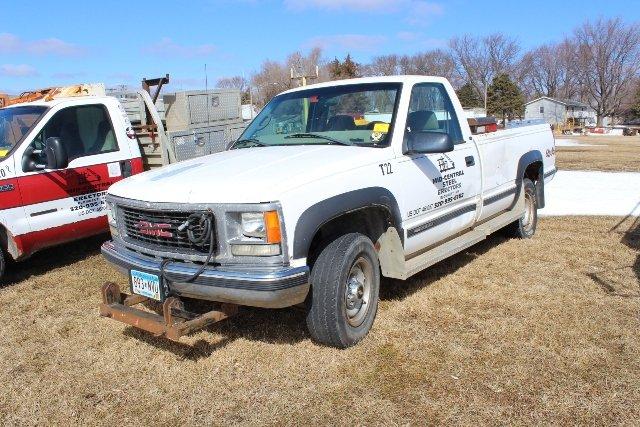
[130,270,163,301]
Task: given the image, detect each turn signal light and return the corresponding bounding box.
[264,211,281,244]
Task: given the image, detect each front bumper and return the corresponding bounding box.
[101,241,309,308]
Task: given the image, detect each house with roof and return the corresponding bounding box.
[524,96,597,127]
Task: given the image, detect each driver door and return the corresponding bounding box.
[398,83,481,257]
[16,103,132,253]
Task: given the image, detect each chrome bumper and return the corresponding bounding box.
[101,241,310,309]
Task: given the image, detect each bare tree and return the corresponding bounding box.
[250,48,325,106]
[216,75,248,91]
[367,54,401,76]
[216,75,251,103]
[573,18,640,125]
[366,50,456,83]
[405,50,458,84]
[519,41,579,100]
[449,33,520,108]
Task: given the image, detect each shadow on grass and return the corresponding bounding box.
[589,208,640,297]
[1,234,108,288]
[121,232,514,359]
[380,231,510,301]
[122,305,310,361]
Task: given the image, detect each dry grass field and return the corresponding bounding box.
[1,214,638,425]
[555,135,640,172]
[1,138,638,425]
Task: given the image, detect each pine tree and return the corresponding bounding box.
[628,84,640,120]
[486,73,524,121]
[328,54,361,80]
[456,82,482,108]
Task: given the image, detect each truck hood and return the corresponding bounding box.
[109,145,386,204]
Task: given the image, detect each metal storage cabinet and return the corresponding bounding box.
[163,89,242,130]
[169,124,237,162]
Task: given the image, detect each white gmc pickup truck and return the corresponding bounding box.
[100,76,556,348]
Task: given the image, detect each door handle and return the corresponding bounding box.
[465,156,475,167]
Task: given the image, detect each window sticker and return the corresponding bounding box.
[107,162,122,178]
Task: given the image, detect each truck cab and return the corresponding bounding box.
[0,89,145,275]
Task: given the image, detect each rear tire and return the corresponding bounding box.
[0,248,6,281]
[506,178,537,239]
[306,233,380,348]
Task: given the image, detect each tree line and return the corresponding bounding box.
[217,17,640,126]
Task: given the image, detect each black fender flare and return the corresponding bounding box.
[511,150,545,209]
[292,187,403,259]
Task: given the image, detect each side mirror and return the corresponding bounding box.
[23,137,70,172]
[404,132,454,155]
[43,137,68,169]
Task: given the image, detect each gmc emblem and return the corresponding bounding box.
[134,221,173,238]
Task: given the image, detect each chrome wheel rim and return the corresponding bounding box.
[344,256,373,327]
[522,192,535,232]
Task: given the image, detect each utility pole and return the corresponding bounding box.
[291,65,319,124]
[290,65,319,87]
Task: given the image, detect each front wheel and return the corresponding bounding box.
[306,233,380,348]
[506,178,538,239]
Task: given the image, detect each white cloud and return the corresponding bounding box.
[0,33,84,56]
[285,0,444,23]
[304,34,387,52]
[51,71,86,79]
[406,1,444,25]
[0,64,38,77]
[143,38,216,58]
[284,0,391,11]
[397,31,420,41]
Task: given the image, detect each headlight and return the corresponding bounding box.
[241,211,281,243]
[241,212,266,238]
[106,201,116,226]
[234,210,282,256]
[105,201,119,237]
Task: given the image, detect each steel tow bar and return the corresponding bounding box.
[99,282,238,341]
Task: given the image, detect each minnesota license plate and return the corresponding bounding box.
[130,270,162,301]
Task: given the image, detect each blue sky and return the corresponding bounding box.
[1,0,638,93]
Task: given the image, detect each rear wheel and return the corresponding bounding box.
[306,233,380,348]
[506,178,537,238]
[0,248,6,281]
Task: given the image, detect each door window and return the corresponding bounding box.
[31,104,118,161]
[406,83,464,144]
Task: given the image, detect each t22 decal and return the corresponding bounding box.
[379,162,393,176]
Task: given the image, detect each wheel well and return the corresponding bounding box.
[0,223,20,260]
[307,207,392,267]
[523,160,545,208]
[524,161,543,183]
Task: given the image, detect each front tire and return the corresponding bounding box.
[506,178,538,239]
[306,233,380,348]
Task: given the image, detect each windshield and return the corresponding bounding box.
[237,82,401,148]
[0,106,47,157]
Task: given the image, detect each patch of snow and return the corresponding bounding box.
[554,138,597,147]
[541,170,640,217]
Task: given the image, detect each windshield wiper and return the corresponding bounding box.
[284,133,354,146]
[231,138,268,149]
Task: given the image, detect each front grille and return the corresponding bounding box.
[120,206,213,254]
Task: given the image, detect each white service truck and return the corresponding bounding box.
[0,79,243,279]
[99,76,556,348]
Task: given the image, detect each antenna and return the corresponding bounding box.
[205,63,211,123]
[204,63,208,92]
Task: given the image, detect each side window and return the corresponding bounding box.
[33,104,118,161]
[406,83,464,144]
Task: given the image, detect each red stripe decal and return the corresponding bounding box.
[0,158,145,210]
[15,216,107,257]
